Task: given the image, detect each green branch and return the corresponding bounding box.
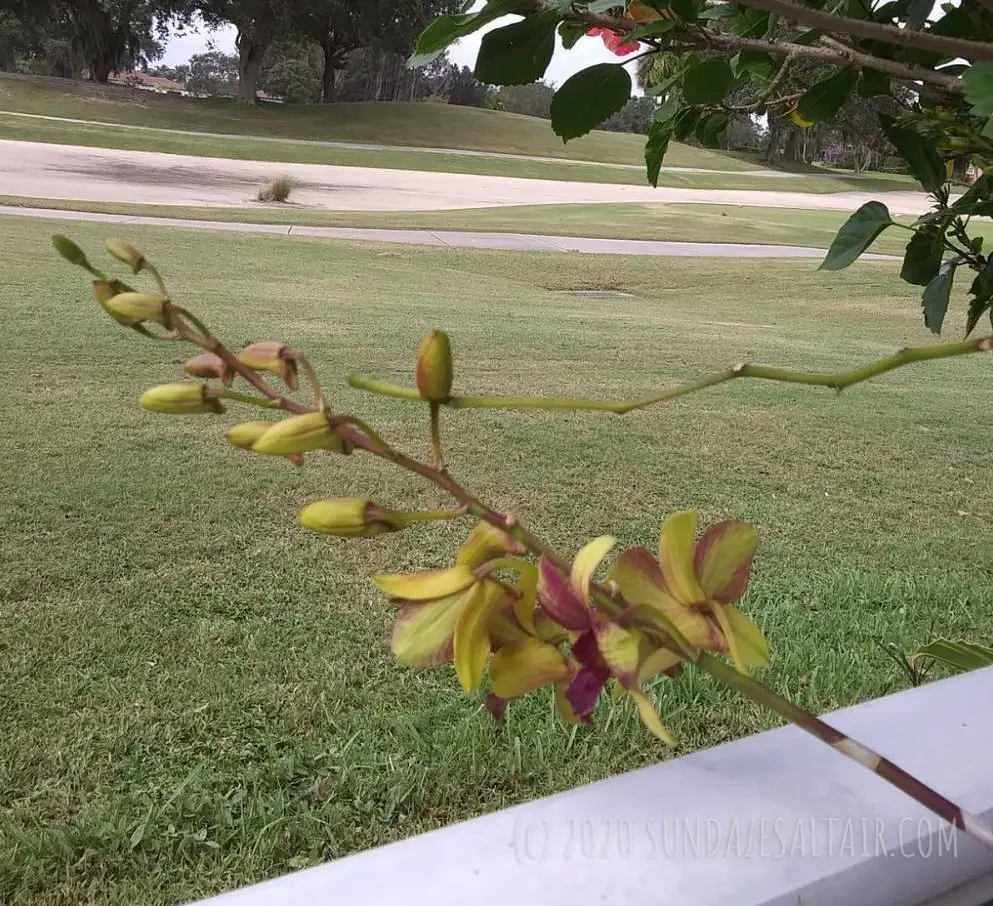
[350,336,993,415]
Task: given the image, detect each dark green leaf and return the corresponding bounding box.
[965,291,993,336]
[551,64,632,142]
[900,228,944,286]
[672,107,700,141]
[922,261,957,335]
[969,256,993,298]
[734,48,776,82]
[820,201,893,271]
[878,114,945,194]
[858,70,890,98]
[586,0,623,11]
[905,0,935,29]
[558,21,585,49]
[645,120,674,187]
[964,63,993,119]
[791,29,823,45]
[410,0,533,67]
[628,20,677,40]
[796,69,858,124]
[671,0,702,21]
[474,11,558,86]
[696,112,728,148]
[915,639,993,673]
[682,59,733,105]
[727,8,769,36]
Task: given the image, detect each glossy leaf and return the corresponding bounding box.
[645,119,674,188]
[922,261,957,335]
[551,64,632,142]
[410,0,531,67]
[963,63,993,119]
[474,11,558,86]
[915,639,993,673]
[682,59,733,105]
[899,228,944,287]
[796,69,858,125]
[879,115,945,194]
[820,201,893,271]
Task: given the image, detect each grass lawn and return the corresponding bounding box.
[0,73,761,171]
[3,215,993,905]
[4,196,986,256]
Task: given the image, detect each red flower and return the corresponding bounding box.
[586,25,640,56]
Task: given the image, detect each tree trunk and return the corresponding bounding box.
[237,38,265,104]
[320,37,337,103]
[90,59,113,83]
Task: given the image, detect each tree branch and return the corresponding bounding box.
[730,0,993,64]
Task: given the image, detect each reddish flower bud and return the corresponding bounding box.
[415,330,453,402]
[184,352,233,384]
[236,342,298,390]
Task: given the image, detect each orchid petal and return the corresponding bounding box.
[570,535,615,603]
[721,604,769,671]
[629,689,678,746]
[637,647,683,685]
[511,561,538,635]
[610,547,718,650]
[555,681,589,725]
[453,582,505,693]
[375,566,475,601]
[658,511,705,605]
[694,521,757,603]
[456,521,525,567]
[538,556,590,631]
[489,639,571,699]
[592,614,643,688]
[391,591,468,667]
[565,667,606,717]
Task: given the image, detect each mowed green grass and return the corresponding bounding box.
[3,216,993,905]
[5,196,988,256]
[0,73,760,170]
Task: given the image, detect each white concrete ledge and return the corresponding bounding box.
[195,668,993,906]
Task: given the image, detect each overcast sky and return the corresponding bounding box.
[161,11,631,87]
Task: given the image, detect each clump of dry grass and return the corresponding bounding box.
[256,175,294,203]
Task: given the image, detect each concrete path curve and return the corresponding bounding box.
[0,140,934,215]
[0,204,900,260]
[0,109,794,178]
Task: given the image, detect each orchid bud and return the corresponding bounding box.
[236,342,298,389]
[185,352,233,384]
[225,421,271,450]
[105,238,146,273]
[52,235,88,268]
[252,412,345,456]
[298,498,398,538]
[106,292,169,326]
[415,330,453,402]
[93,280,136,325]
[139,383,224,415]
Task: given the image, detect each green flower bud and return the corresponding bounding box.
[252,412,346,456]
[225,421,272,450]
[105,238,146,274]
[106,292,169,326]
[52,235,88,268]
[93,280,136,324]
[298,498,397,538]
[139,383,224,415]
[415,330,453,402]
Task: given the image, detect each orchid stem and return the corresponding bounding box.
[351,336,993,415]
